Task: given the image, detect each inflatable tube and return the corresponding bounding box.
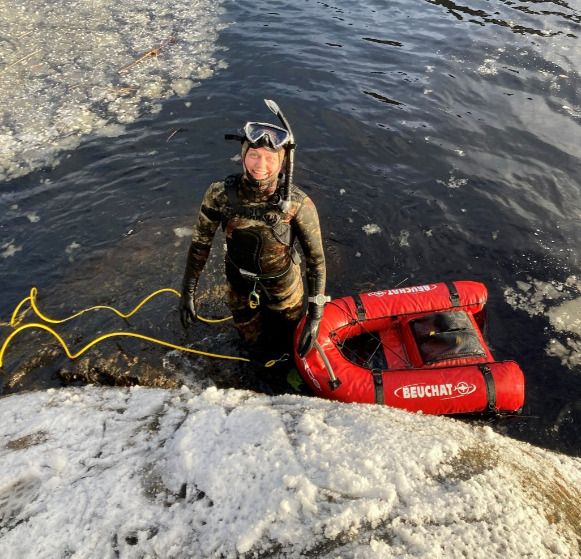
[294,281,525,415]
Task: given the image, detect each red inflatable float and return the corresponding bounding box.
[294,281,525,415]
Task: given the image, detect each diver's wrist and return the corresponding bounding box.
[308,294,331,306]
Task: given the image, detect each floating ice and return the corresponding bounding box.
[505,275,581,368]
[437,173,468,189]
[1,240,22,258]
[0,0,227,181]
[362,223,381,235]
[173,226,194,238]
[477,58,499,75]
[65,241,81,254]
[396,229,410,247]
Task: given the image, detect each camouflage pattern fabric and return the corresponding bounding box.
[182,175,326,347]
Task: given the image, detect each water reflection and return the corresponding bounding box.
[426,0,580,35]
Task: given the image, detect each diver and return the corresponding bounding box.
[179,100,328,360]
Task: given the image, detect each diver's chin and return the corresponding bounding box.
[244,171,277,188]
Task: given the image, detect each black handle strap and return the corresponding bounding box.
[372,369,385,404]
[446,281,460,307]
[479,364,497,411]
[354,294,366,321]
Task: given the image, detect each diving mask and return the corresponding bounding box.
[243,122,290,150]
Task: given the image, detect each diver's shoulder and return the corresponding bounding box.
[290,185,309,201]
[206,179,228,195]
[200,180,229,208]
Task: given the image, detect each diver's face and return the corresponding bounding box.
[244,147,283,181]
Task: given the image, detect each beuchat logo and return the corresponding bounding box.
[394,381,477,400]
[367,285,438,297]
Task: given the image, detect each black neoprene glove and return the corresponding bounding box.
[179,278,198,328]
[297,303,324,357]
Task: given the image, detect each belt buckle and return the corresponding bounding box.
[249,289,260,309]
[239,268,257,279]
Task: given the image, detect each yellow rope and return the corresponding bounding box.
[0,287,274,369]
[10,287,232,327]
[0,323,250,368]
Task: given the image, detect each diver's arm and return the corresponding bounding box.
[294,195,326,294]
[179,182,223,327]
[294,195,327,356]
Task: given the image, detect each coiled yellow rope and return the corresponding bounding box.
[0,287,284,368]
[9,287,231,327]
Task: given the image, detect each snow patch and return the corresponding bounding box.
[0,386,579,558]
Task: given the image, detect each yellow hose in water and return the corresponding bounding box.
[0,287,288,368]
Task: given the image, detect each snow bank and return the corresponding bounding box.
[0,386,579,558]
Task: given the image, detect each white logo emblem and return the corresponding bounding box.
[454,381,475,396]
[394,381,477,400]
[367,285,438,298]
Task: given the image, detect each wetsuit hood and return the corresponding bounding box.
[241,140,285,192]
[223,100,296,211]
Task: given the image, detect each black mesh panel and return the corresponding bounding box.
[409,311,486,365]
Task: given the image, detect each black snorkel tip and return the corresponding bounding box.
[224,133,245,143]
[263,99,294,146]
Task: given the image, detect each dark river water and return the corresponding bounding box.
[1,0,580,457]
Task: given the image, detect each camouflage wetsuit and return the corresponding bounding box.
[182,173,326,348]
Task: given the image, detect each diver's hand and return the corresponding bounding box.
[179,279,198,328]
[297,315,322,357]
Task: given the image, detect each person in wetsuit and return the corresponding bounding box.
[179,112,327,359]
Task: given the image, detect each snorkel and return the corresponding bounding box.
[224,99,296,212]
[264,99,295,213]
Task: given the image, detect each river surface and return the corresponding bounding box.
[1,0,580,457]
